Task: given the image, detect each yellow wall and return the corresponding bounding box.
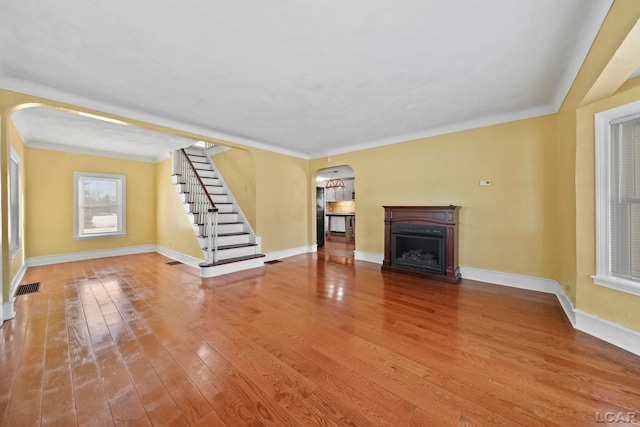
[555,1,640,331]
[253,148,309,253]
[25,148,157,257]
[155,157,204,259]
[211,148,257,229]
[573,83,640,330]
[554,110,578,301]
[310,115,557,278]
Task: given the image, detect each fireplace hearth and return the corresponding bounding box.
[382,206,460,284]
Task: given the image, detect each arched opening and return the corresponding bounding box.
[315,165,355,258]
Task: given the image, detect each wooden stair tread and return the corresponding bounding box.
[199,253,265,267]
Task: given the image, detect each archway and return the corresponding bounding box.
[315,165,355,257]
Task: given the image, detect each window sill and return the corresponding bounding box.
[592,274,640,297]
[74,232,127,241]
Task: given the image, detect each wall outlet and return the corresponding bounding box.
[480,180,492,186]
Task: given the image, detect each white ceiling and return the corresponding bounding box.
[0,0,616,160]
[11,106,199,162]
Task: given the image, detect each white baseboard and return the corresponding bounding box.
[460,265,639,356]
[2,262,27,322]
[555,288,576,327]
[2,301,15,321]
[354,251,384,264]
[575,310,640,356]
[10,263,28,299]
[460,266,559,294]
[264,245,315,262]
[155,245,203,269]
[26,245,157,266]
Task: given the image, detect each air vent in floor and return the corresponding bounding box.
[166,261,183,266]
[15,282,42,296]
[264,260,282,265]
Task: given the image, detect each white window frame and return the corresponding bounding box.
[593,100,640,296]
[9,145,21,258]
[74,172,126,240]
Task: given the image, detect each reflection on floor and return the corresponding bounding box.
[318,234,355,258]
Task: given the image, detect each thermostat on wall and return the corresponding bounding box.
[480,180,492,186]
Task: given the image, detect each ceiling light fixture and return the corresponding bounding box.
[325,170,347,189]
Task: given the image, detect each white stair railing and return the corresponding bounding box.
[176,149,218,264]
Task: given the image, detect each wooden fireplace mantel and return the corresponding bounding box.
[382,205,461,284]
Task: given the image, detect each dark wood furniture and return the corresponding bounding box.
[382,205,460,284]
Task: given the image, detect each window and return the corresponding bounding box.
[74,172,126,239]
[594,100,640,296]
[9,146,21,258]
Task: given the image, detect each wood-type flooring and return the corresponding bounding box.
[1,240,639,426]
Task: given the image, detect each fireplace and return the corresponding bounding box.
[382,206,460,284]
[392,224,445,275]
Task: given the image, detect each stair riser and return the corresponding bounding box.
[202,178,221,186]
[187,203,233,214]
[210,245,258,261]
[218,212,238,221]
[196,169,216,178]
[192,221,240,235]
[198,234,251,247]
[200,257,264,278]
[218,223,244,233]
[196,228,245,245]
[205,187,225,195]
[183,205,236,217]
[210,195,229,203]
[215,204,233,213]
[217,234,251,246]
[180,193,228,205]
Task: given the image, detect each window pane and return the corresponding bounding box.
[82,178,119,233]
[610,119,640,281]
[75,173,125,239]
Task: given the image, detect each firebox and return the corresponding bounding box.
[382,206,460,284]
[391,224,445,275]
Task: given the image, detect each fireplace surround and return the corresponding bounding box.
[382,206,460,284]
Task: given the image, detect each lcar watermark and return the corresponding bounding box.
[596,412,638,424]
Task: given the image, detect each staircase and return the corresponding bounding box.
[172,146,264,277]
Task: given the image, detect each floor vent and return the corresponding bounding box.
[166,261,182,266]
[15,282,42,296]
[265,260,282,265]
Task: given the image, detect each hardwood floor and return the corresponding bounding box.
[1,249,639,426]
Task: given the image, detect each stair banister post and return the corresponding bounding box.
[206,211,212,264]
[208,208,219,264]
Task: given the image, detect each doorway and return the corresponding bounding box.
[315,166,355,258]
